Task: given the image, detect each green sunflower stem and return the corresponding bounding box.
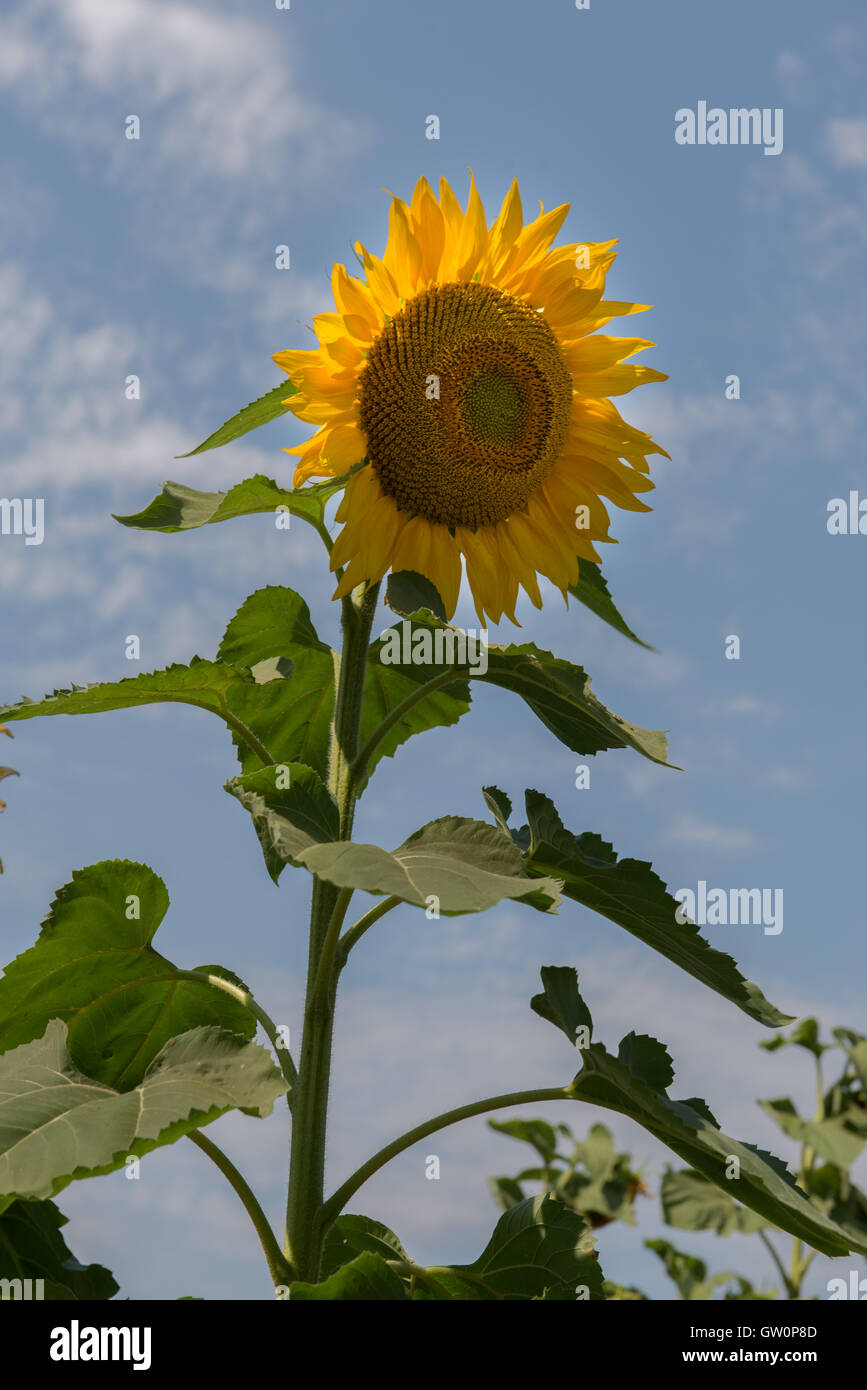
[284,580,381,1283]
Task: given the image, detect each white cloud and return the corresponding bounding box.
[668,813,760,853]
[0,0,363,183]
[775,50,804,80]
[826,118,867,170]
[712,694,782,725]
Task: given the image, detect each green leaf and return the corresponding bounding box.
[804,1164,867,1249]
[644,1238,732,1301]
[0,1021,286,1202]
[832,1028,867,1091]
[661,1168,769,1236]
[225,764,339,884]
[487,1118,560,1164]
[568,561,653,649]
[760,1017,826,1057]
[362,644,471,790]
[0,658,252,727]
[568,1026,866,1257]
[290,1250,411,1301]
[422,1195,605,1300]
[759,1098,867,1168]
[617,1032,674,1091]
[220,587,470,794]
[114,472,351,536]
[373,612,671,767]
[520,790,792,1029]
[385,570,448,622]
[176,380,300,456]
[218,587,336,779]
[0,1199,118,1300]
[320,1215,410,1280]
[481,786,514,838]
[530,965,593,1046]
[0,861,254,1090]
[226,786,562,913]
[487,1175,528,1211]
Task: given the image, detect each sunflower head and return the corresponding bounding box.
[273,174,668,625]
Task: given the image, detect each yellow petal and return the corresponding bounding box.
[426,524,463,618]
[455,170,489,281]
[320,422,367,470]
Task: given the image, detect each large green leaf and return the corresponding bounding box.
[114,472,352,536]
[515,789,791,1028]
[0,1198,118,1300]
[176,380,300,456]
[660,1168,769,1236]
[0,1020,286,1202]
[564,1031,864,1258]
[227,779,562,913]
[371,607,670,767]
[568,561,653,649]
[414,1195,605,1300]
[0,861,254,1089]
[0,658,252,726]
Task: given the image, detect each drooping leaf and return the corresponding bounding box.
[519,790,792,1029]
[568,561,653,648]
[176,380,300,456]
[0,1198,118,1300]
[530,965,593,1046]
[0,861,254,1089]
[227,784,562,913]
[570,1033,866,1258]
[290,1250,411,1301]
[0,1021,286,1202]
[371,610,671,767]
[661,1168,769,1236]
[113,472,353,537]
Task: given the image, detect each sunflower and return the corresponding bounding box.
[273,174,668,625]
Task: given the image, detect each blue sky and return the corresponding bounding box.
[1,0,866,1300]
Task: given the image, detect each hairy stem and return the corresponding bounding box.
[320,1085,570,1232]
[188,1129,293,1286]
[284,581,380,1282]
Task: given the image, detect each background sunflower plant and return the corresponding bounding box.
[1,176,865,1301]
